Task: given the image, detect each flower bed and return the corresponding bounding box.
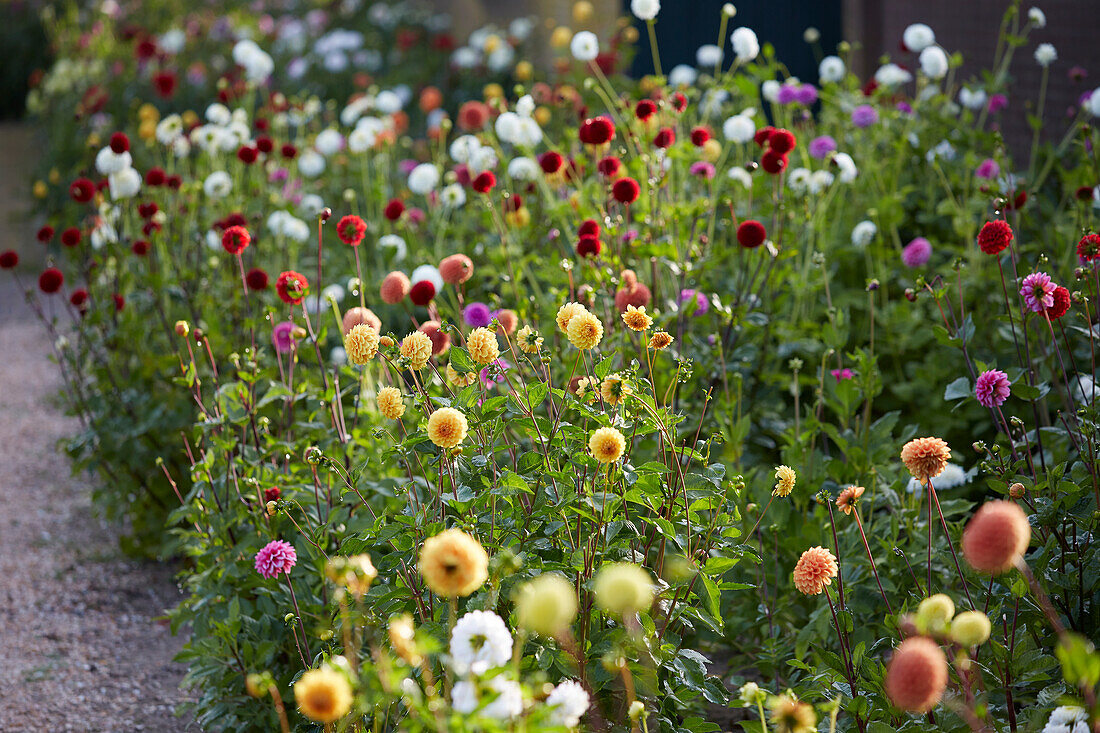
[8,1,1100,731]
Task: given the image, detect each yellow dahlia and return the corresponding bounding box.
[294,667,353,724]
[648,330,674,350]
[399,331,433,370]
[447,363,478,387]
[589,426,626,463]
[426,407,468,448]
[516,325,543,354]
[418,528,488,597]
[467,326,500,365]
[600,374,631,406]
[344,323,380,365]
[773,465,796,497]
[621,304,653,331]
[567,310,603,350]
[556,301,587,333]
[377,386,406,420]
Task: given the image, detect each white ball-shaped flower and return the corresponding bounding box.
[298,150,326,178]
[727,167,752,188]
[570,31,599,62]
[315,128,344,156]
[696,44,723,67]
[722,114,755,143]
[919,46,949,79]
[631,0,660,21]
[903,23,935,52]
[1034,43,1057,67]
[818,55,845,83]
[875,63,913,86]
[730,27,759,62]
[449,135,481,164]
[95,146,131,175]
[668,64,698,87]
[410,264,443,294]
[375,90,403,114]
[1028,7,1046,28]
[834,152,858,183]
[959,87,988,110]
[408,163,440,195]
[507,157,540,181]
[108,167,141,200]
[450,610,513,675]
[761,79,781,103]
[851,220,877,247]
[203,171,232,198]
[441,183,466,209]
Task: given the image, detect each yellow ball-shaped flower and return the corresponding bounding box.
[344,324,379,365]
[773,465,796,497]
[515,573,577,637]
[294,667,353,724]
[419,528,488,597]
[427,407,468,449]
[400,331,433,370]
[556,301,587,333]
[594,562,654,615]
[567,310,603,350]
[951,610,992,647]
[550,26,573,49]
[917,594,955,633]
[377,386,405,420]
[467,327,500,365]
[589,426,626,463]
[447,363,478,387]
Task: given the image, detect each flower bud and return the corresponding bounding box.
[1008,482,1025,499]
[916,594,955,633]
[175,320,190,337]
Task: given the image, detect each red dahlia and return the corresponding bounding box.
[70,178,96,203]
[597,156,621,177]
[281,143,298,159]
[753,126,775,148]
[653,127,675,148]
[61,227,82,247]
[384,199,405,221]
[36,226,54,243]
[0,250,18,269]
[144,167,166,186]
[337,215,367,246]
[1077,233,1100,262]
[409,280,436,306]
[152,71,177,99]
[977,220,1013,255]
[237,145,258,164]
[579,117,615,145]
[275,270,308,305]
[221,225,251,255]
[70,289,89,308]
[690,126,710,147]
[1046,286,1071,320]
[761,149,788,174]
[539,151,564,174]
[635,99,657,121]
[472,171,496,194]
[131,239,150,256]
[578,219,600,237]
[576,235,602,258]
[768,129,796,154]
[246,267,269,290]
[109,132,130,154]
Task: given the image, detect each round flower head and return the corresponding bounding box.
[276,270,309,305]
[773,465,796,497]
[961,500,1031,574]
[419,321,451,355]
[388,614,422,666]
[556,302,588,333]
[344,324,380,365]
[546,680,590,728]
[377,386,406,419]
[246,267,269,290]
[255,539,297,578]
[836,485,865,515]
[467,327,500,364]
[272,321,297,354]
[336,215,367,246]
[400,331,433,369]
[622,304,653,331]
[975,369,1010,408]
[515,574,577,636]
[294,667,353,724]
[38,268,63,293]
[447,363,478,387]
[419,528,487,596]
[737,220,767,248]
[885,637,947,713]
[450,610,513,675]
[1046,286,1071,320]
[221,225,251,254]
[567,310,604,350]
[900,437,951,482]
[427,407,468,449]
[851,104,878,128]
[649,330,674,350]
[631,0,660,20]
[1020,272,1056,313]
[594,562,654,615]
[516,325,543,354]
[342,306,381,335]
[439,253,473,284]
[902,237,932,268]
[1043,706,1088,733]
[916,593,954,633]
[570,30,599,62]
[792,546,837,595]
[495,309,518,334]
[463,302,493,328]
[1077,233,1100,262]
[951,610,992,647]
[977,220,1013,255]
[589,426,626,463]
[380,271,411,304]
[767,694,817,733]
[600,374,631,406]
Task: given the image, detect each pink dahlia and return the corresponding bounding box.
[255,540,297,578]
[974,369,1010,408]
[1020,272,1055,313]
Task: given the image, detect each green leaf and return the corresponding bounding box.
[943,376,971,401]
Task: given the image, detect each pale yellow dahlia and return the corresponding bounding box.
[648,330,674,350]
[426,407,468,448]
[344,324,380,365]
[567,310,603,350]
[773,465,796,497]
[399,331,433,370]
[294,667,353,724]
[556,301,588,333]
[467,326,500,365]
[589,426,626,463]
[600,374,631,406]
[516,325,543,354]
[621,304,653,331]
[447,363,478,387]
[418,528,488,597]
[377,386,406,420]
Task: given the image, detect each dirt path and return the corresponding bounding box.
[0,123,196,731]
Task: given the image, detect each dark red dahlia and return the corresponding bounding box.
[109,132,130,154]
[753,126,775,148]
[113,293,125,312]
[576,235,602,258]
[61,227,82,247]
[144,167,166,186]
[138,202,158,218]
[152,71,177,99]
[671,92,687,112]
[1075,185,1095,201]
[131,239,150,256]
[70,288,89,308]
[690,126,711,147]
[761,149,788,174]
[39,267,63,293]
[597,156,621,177]
[768,129,796,154]
[275,270,308,305]
[737,220,767,248]
[635,99,657,121]
[653,127,675,149]
[0,250,18,269]
[70,178,96,203]
[612,177,640,204]
[255,136,274,154]
[1046,286,1071,320]
[245,267,269,290]
[539,151,564,174]
[264,486,281,503]
[1078,233,1100,262]
[281,143,298,159]
[409,280,436,306]
[36,226,54,243]
[167,175,182,190]
[337,215,367,246]
[384,199,406,221]
[237,145,258,164]
[578,219,600,238]
[579,116,615,145]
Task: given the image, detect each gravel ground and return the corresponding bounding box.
[0,123,196,731]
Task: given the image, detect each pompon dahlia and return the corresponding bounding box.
[467,327,500,364]
[1046,286,1071,320]
[39,268,64,294]
[737,220,767,248]
[621,304,653,331]
[1020,272,1055,313]
[221,225,251,254]
[246,267,269,290]
[276,270,308,305]
[427,407,468,449]
[885,637,948,713]
[975,369,1011,408]
[900,437,950,482]
[294,667,353,724]
[399,331,433,369]
[255,539,297,578]
[516,325,543,354]
[336,214,367,246]
[556,302,588,333]
[773,465,797,497]
[977,220,1013,255]
[648,330,674,350]
[961,500,1031,574]
[377,386,406,420]
[589,426,626,463]
[344,324,380,365]
[792,546,838,595]
[342,306,381,335]
[567,310,603,350]
[419,528,487,597]
[439,253,474,284]
[380,271,411,304]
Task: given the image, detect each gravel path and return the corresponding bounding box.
[0,123,196,731]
